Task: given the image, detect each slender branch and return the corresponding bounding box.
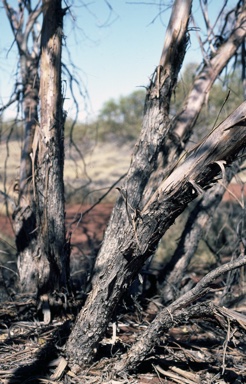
[2,0,23,52]
[0,91,20,113]
[23,4,42,52]
[70,173,127,228]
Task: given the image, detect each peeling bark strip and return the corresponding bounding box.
[143,102,246,211]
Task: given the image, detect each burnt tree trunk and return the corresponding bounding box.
[65,0,192,368]
[13,0,69,296]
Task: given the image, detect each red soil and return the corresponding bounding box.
[65,203,113,254]
[0,204,113,255]
[0,182,245,250]
[222,183,246,202]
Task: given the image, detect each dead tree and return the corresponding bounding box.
[66,0,246,370]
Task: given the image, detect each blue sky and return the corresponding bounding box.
[0,0,237,121]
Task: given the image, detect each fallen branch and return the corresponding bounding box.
[113,254,246,373]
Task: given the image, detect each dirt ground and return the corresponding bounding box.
[0,182,244,247]
[0,203,113,299]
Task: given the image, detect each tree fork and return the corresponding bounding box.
[66,0,193,368]
[143,2,246,204]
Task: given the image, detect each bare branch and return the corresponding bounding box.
[114,253,246,373]
[2,0,24,52]
[22,3,42,53]
[0,90,20,114]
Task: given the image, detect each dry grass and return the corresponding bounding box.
[0,139,132,211]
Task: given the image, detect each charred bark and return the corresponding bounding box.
[12,0,69,295]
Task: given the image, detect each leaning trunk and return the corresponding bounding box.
[66,0,193,368]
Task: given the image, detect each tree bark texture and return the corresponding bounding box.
[67,97,246,369]
[2,1,41,198]
[158,162,241,303]
[14,0,69,295]
[19,55,39,199]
